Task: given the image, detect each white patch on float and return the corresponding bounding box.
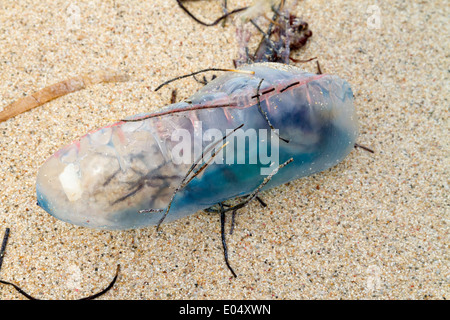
[58,163,82,201]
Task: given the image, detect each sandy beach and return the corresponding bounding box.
[0,0,448,299]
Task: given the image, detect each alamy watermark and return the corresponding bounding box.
[66,3,82,30]
[367,5,381,29]
[170,121,280,176]
[366,265,382,293]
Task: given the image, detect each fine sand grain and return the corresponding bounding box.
[0,0,448,299]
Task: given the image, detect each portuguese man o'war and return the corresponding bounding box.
[36,62,358,230]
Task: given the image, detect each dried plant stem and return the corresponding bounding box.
[0,71,129,123]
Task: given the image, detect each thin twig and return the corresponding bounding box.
[0,71,129,123]
[0,228,10,274]
[154,68,254,92]
[176,0,248,26]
